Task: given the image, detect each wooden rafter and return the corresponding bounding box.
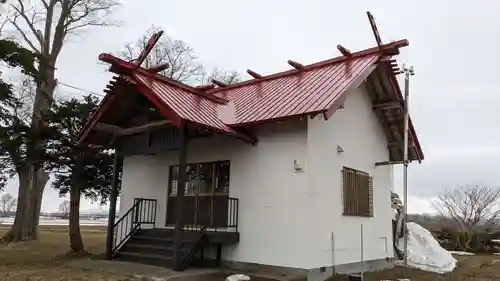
[212,79,228,88]
[337,45,352,56]
[196,84,215,91]
[146,63,170,73]
[247,69,263,79]
[287,60,304,69]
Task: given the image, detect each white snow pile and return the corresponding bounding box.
[226,274,250,281]
[397,222,457,274]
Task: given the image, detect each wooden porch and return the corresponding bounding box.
[108,193,240,269]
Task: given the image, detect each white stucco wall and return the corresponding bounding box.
[305,83,394,269]
[118,121,312,269]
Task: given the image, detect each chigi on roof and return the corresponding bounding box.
[79,11,423,163]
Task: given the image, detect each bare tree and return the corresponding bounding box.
[0,193,16,215]
[58,200,69,219]
[1,0,119,242]
[198,67,242,85]
[433,184,500,232]
[118,26,203,84]
[118,26,243,86]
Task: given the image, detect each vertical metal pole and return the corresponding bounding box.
[402,65,413,274]
[360,224,364,281]
[173,123,188,270]
[106,152,123,260]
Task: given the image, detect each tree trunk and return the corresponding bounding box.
[69,184,84,252]
[1,52,55,243]
[2,166,49,242]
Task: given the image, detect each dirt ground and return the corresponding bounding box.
[0,225,499,280]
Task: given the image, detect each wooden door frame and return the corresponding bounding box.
[166,160,230,227]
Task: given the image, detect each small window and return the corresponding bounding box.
[342,167,373,217]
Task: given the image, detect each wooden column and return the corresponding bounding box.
[173,123,188,270]
[105,152,124,260]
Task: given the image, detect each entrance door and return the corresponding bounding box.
[166,161,230,227]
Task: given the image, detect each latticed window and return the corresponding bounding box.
[168,161,230,197]
[342,167,373,217]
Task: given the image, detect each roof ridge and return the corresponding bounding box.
[207,39,409,94]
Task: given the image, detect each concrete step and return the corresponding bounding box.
[130,235,193,247]
[115,251,174,268]
[138,228,176,238]
[122,243,175,256]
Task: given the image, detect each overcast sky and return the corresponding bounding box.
[2,0,500,214]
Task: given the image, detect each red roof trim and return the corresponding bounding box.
[323,60,378,120]
[77,93,117,145]
[99,53,229,105]
[207,39,409,95]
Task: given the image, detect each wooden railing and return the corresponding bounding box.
[176,198,239,270]
[226,197,239,232]
[188,196,239,232]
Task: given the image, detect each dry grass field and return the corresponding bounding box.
[0,225,499,280]
[364,255,500,281]
[0,225,139,280]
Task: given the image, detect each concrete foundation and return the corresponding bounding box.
[222,257,396,281]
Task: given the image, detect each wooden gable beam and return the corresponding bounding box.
[375,160,406,166]
[247,69,263,79]
[95,120,171,137]
[372,100,402,110]
[388,141,414,149]
[95,123,122,134]
[287,60,304,69]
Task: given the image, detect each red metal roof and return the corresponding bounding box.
[133,73,238,134]
[211,54,378,125]
[78,39,423,162]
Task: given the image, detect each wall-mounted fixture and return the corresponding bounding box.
[293,159,304,173]
[337,145,344,154]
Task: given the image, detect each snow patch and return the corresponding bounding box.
[226,274,250,281]
[397,222,457,274]
[449,251,475,256]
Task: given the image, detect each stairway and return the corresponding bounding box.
[114,228,198,268]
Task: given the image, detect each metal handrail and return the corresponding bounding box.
[111,198,157,255]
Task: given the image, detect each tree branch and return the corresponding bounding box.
[42,0,57,56]
[50,0,71,58]
[10,0,43,52]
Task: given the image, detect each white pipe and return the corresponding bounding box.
[402,65,413,273]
